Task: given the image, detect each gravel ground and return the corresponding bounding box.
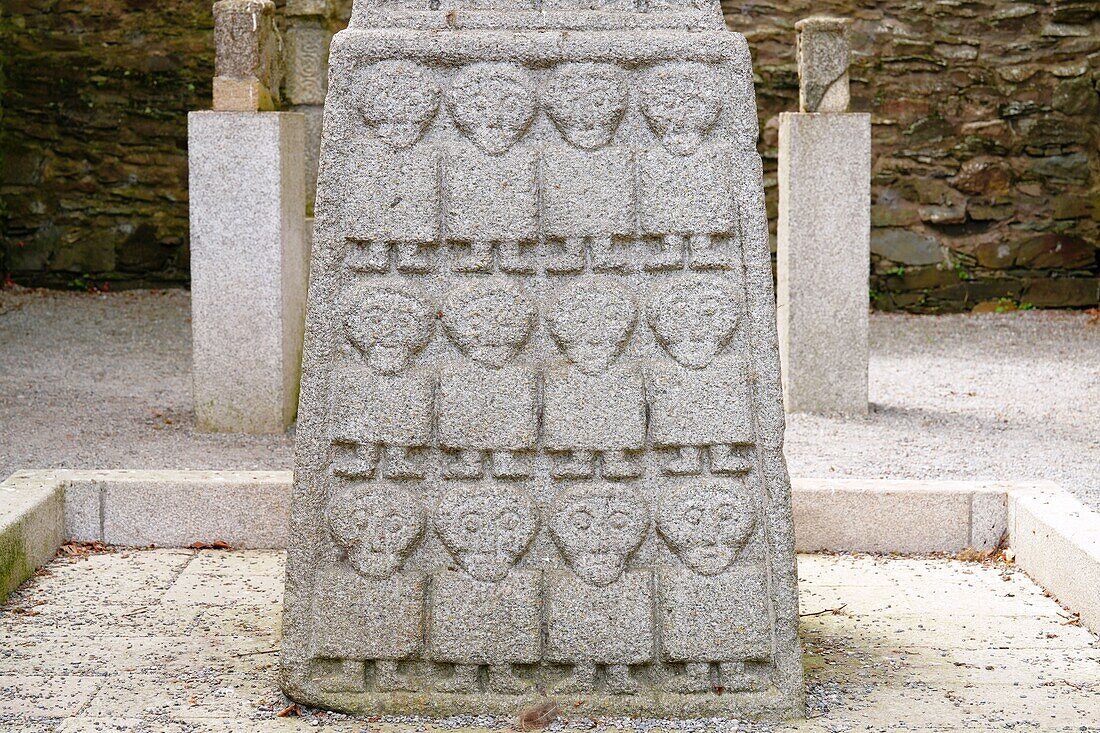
[1,287,1097,510]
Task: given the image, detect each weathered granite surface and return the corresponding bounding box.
[280,0,803,718]
[188,111,308,433]
[777,112,871,415]
[795,17,851,113]
[212,0,284,111]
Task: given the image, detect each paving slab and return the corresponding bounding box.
[0,549,1096,731]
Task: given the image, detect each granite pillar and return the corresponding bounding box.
[188,111,309,433]
[777,17,870,415]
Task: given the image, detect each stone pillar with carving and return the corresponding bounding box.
[188,0,309,433]
[212,0,285,112]
[777,17,871,415]
[285,0,339,207]
[279,0,805,719]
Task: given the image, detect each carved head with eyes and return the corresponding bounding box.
[640,62,723,157]
[343,282,435,375]
[326,483,426,579]
[648,277,742,370]
[441,280,536,369]
[656,481,757,576]
[447,62,537,155]
[542,63,629,151]
[357,60,441,149]
[547,276,637,376]
[549,485,649,587]
[434,485,540,582]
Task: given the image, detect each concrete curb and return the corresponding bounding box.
[0,470,65,603]
[1,470,1098,635]
[1009,485,1100,633]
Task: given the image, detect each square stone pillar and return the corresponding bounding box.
[188,111,309,433]
[777,16,869,416]
[777,112,871,414]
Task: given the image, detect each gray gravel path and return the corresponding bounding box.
[1,288,1097,510]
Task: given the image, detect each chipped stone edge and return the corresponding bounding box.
[1,470,1098,634]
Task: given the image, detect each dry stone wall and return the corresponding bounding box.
[0,0,1097,310]
[0,0,214,289]
[724,0,1100,312]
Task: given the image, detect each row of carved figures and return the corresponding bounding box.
[351,60,730,156]
[330,275,754,480]
[311,480,771,696]
[343,61,741,276]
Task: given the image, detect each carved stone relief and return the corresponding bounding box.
[639,63,737,271]
[543,277,644,479]
[329,282,435,478]
[325,482,427,577]
[286,22,331,106]
[646,277,754,475]
[281,3,805,717]
[437,280,538,478]
[433,483,540,581]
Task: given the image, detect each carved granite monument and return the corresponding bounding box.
[281,0,804,718]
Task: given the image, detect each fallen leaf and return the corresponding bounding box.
[189,540,233,550]
[276,703,301,717]
[515,699,559,730]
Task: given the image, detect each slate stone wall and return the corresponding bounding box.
[0,0,213,289]
[1,0,1097,310]
[725,0,1099,311]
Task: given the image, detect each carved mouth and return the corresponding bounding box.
[574,552,625,587]
[348,548,401,579]
[368,346,410,374]
[461,552,510,582]
[685,546,733,575]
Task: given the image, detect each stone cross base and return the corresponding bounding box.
[187,111,309,433]
[777,112,871,415]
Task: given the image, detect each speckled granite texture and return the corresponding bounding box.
[280,0,803,719]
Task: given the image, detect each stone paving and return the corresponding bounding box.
[1,549,1097,732]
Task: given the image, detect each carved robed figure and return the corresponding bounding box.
[281,0,804,719]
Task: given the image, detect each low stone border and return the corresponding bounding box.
[1,469,1097,633]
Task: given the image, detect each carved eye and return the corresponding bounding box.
[609,511,629,530]
[388,516,405,534]
[462,511,483,534]
[571,509,593,531]
[717,504,738,522]
[686,507,703,526]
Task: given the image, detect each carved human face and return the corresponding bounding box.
[549,486,648,587]
[447,63,537,155]
[441,281,536,369]
[357,60,441,149]
[640,62,722,156]
[326,484,425,579]
[657,483,757,575]
[648,279,740,369]
[547,276,636,375]
[344,286,434,375]
[543,63,628,151]
[434,485,540,582]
